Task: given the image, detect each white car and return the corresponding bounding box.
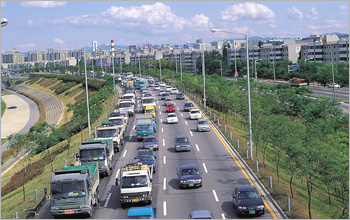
[328,83,340,88]
[159,89,166,96]
[189,109,202,120]
[159,82,166,87]
[170,88,179,94]
[154,85,160,90]
[165,86,172,92]
[167,113,178,124]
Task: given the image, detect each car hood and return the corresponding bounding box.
[237,198,264,207]
[175,142,190,146]
[144,142,158,146]
[198,124,210,128]
[179,174,201,181]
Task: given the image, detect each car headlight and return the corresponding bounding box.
[121,195,128,199]
[257,205,265,210]
[195,179,202,183]
[180,180,187,183]
[51,207,58,210]
[238,206,247,210]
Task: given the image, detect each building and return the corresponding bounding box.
[92,41,98,52]
[2,48,24,63]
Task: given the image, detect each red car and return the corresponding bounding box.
[166,103,176,112]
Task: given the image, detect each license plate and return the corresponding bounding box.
[189,183,194,187]
[64,210,74,214]
[249,210,256,214]
[132,198,139,202]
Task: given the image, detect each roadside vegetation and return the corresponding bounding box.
[1,74,116,219]
[1,99,6,117]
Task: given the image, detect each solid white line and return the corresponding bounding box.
[195,144,200,152]
[221,214,226,219]
[158,106,160,109]
[202,163,208,173]
[123,150,127,158]
[104,193,112,208]
[190,131,193,136]
[163,178,166,190]
[115,169,120,179]
[163,139,165,147]
[163,156,166,164]
[185,121,188,125]
[163,201,167,216]
[162,128,164,133]
[133,126,136,129]
[129,135,132,140]
[212,190,219,202]
[180,113,183,117]
[160,111,162,115]
[160,119,163,123]
[177,107,179,110]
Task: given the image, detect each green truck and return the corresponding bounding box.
[76,139,115,176]
[50,165,100,218]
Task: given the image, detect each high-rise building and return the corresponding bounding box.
[92,41,98,52]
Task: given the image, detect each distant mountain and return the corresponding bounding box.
[321,32,349,37]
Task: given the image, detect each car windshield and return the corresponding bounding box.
[144,94,152,97]
[97,129,117,138]
[237,191,260,199]
[167,104,175,107]
[137,154,155,160]
[168,114,176,118]
[145,109,154,113]
[119,103,132,108]
[51,180,86,198]
[162,93,169,97]
[143,98,154,104]
[137,125,152,131]
[180,168,199,176]
[144,137,157,143]
[198,120,207,125]
[191,111,200,114]
[176,137,188,143]
[186,103,194,107]
[80,148,106,160]
[109,118,123,126]
[121,175,148,188]
[123,96,133,99]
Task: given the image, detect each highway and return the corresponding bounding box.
[40,83,279,219]
[308,86,349,101]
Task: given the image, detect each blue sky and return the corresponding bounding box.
[1,1,349,53]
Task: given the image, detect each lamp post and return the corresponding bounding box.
[1,18,8,126]
[180,52,183,82]
[112,53,116,98]
[120,55,122,75]
[159,59,162,82]
[215,60,223,77]
[254,59,262,80]
[211,28,253,160]
[330,43,336,99]
[175,57,178,74]
[138,55,141,78]
[201,42,206,108]
[234,43,237,78]
[273,45,276,82]
[84,50,91,140]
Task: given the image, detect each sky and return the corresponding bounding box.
[1,1,349,53]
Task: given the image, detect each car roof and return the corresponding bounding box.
[190,210,213,219]
[191,109,199,112]
[167,113,176,116]
[176,135,188,139]
[198,119,207,122]
[180,164,199,169]
[236,185,258,191]
[166,102,175,106]
[144,136,156,140]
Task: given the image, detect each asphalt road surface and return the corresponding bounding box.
[40,84,279,219]
[308,86,349,101]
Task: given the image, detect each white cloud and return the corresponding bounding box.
[287,7,303,20]
[21,1,67,8]
[220,2,276,24]
[340,5,349,15]
[54,38,64,45]
[307,7,321,20]
[308,19,346,30]
[1,1,6,7]
[16,43,37,51]
[27,19,34,26]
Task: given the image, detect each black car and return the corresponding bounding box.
[176,93,185,100]
[174,135,191,152]
[177,164,202,188]
[232,185,265,216]
[184,102,194,112]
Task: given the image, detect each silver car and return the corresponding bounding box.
[197,119,210,132]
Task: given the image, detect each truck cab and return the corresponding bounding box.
[136,115,156,141]
[141,97,156,113]
[96,122,123,152]
[119,101,135,117]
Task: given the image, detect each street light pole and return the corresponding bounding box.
[211,28,253,160]
[330,43,336,99]
[175,57,178,74]
[138,55,141,78]
[112,53,116,98]
[120,56,122,75]
[1,18,8,128]
[202,43,206,108]
[180,52,183,82]
[254,59,261,80]
[273,45,276,82]
[84,50,91,140]
[159,59,162,82]
[234,45,237,77]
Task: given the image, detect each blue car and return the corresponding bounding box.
[177,164,202,188]
[135,149,156,173]
[143,136,159,151]
[127,206,157,219]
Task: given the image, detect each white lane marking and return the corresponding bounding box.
[160,119,163,123]
[133,126,136,129]
[163,156,166,164]
[190,131,193,136]
[162,128,164,133]
[163,178,167,190]
[212,190,219,202]
[163,201,167,216]
[158,106,160,109]
[221,214,226,219]
[185,121,188,125]
[104,193,112,208]
[163,139,165,147]
[115,169,120,179]
[160,111,162,115]
[129,135,132,140]
[122,150,127,158]
[195,144,200,152]
[202,163,208,173]
[180,113,183,117]
[177,107,179,110]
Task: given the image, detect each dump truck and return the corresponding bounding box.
[50,165,99,218]
[136,115,156,141]
[289,78,307,87]
[96,122,124,152]
[76,139,114,176]
[116,162,153,208]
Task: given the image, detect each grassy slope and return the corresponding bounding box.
[1,99,6,117]
[1,78,115,219]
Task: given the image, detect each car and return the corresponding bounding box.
[159,89,166,96]
[166,113,178,124]
[328,83,340,88]
[165,86,172,92]
[7,106,17,109]
[155,80,160,85]
[196,119,210,132]
[232,185,265,216]
[176,93,185,100]
[127,206,157,219]
[188,210,214,219]
[174,135,191,152]
[143,136,159,151]
[184,102,195,112]
[135,149,157,173]
[189,109,202,120]
[164,98,174,106]
[177,164,202,188]
[170,88,179,94]
[166,103,176,112]
[143,93,153,98]
[154,85,160,90]
[159,82,166,87]
[161,93,170,100]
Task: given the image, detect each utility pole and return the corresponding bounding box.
[84,50,91,140]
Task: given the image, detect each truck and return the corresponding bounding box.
[118,100,135,117]
[109,111,128,137]
[50,165,99,218]
[96,122,124,152]
[76,139,114,176]
[141,97,156,113]
[127,206,157,219]
[289,78,307,87]
[116,162,153,208]
[126,80,134,88]
[136,115,156,141]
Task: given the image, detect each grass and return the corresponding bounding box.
[1,99,6,117]
[1,84,117,219]
[190,92,345,219]
[1,138,8,145]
